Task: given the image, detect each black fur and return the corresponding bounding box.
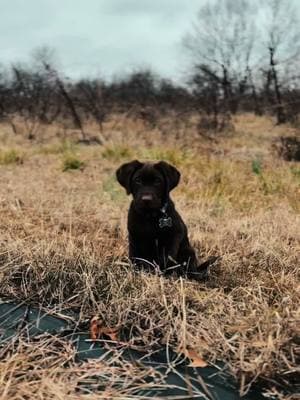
[116,160,213,280]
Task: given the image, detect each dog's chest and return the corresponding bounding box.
[130,218,172,238]
[128,211,174,242]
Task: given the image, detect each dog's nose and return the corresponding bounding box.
[141,193,153,202]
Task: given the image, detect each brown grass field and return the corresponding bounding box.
[0,114,299,399]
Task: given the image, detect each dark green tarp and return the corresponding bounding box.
[0,302,269,399]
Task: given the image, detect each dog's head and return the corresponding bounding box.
[116,160,180,210]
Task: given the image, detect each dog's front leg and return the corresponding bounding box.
[161,235,182,274]
[129,235,156,271]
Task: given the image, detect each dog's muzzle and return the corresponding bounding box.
[141,194,153,201]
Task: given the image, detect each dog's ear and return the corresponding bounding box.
[155,161,180,191]
[116,160,143,194]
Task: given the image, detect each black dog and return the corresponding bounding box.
[116,160,214,280]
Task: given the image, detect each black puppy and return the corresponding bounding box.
[116,160,212,280]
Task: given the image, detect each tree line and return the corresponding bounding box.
[0,57,196,140]
[0,0,300,139]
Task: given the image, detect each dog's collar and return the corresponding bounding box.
[158,202,172,228]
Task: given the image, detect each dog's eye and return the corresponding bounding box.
[154,178,161,185]
[134,177,142,185]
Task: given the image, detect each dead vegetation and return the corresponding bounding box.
[0,113,299,399]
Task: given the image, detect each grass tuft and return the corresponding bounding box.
[38,140,77,155]
[102,144,133,161]
[140,147,192,166]
[62,153,85,171]
[0,148,24,165]
[251,158,263,175]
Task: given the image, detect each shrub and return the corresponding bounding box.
[62,154,85,171]
[251,159,262,176]
[0,149,24,165]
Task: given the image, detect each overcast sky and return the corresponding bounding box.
[1,0,203,82]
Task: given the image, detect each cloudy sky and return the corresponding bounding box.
[1,0,202,82]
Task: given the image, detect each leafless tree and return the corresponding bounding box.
[184,0,258,129]
[33,47,87,140]
[0,66,19,133]
[76,79,108,134]
[9,63,60,138]
[258,0,300,124]
[184,0,300,127]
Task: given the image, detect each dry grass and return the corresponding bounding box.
[0,113,299,399]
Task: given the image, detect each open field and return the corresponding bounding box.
[0,114,299,399]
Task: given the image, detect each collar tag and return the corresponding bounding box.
[159,216,172,228]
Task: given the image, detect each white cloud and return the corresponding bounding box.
[0,0,202,81]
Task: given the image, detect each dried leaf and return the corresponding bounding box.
[101,327,119,341]
[90,316,119,342]
[186,348,208,368]
[90,316,102,341]
[178,345,208,368]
